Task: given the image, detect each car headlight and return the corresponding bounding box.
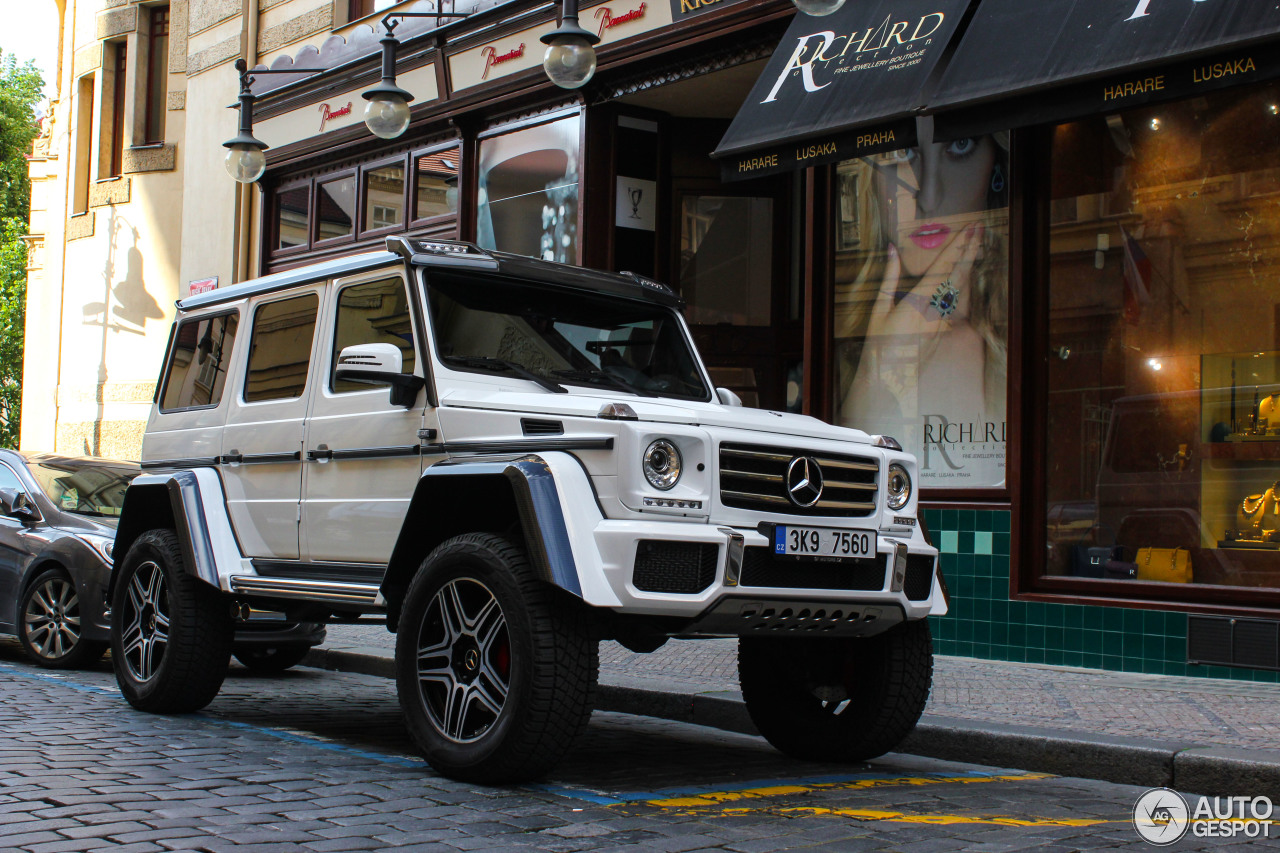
[643,439,682,490]
[74,532,115,564]
[886,463,912,511]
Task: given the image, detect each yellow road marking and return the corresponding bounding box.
[744,806,1114,828]
[643,772,1055,808]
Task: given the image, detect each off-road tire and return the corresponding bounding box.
[111,529,232,712]
[396,532,598,783]
[18,567,108,669]
[739,620,933,762]
[234,644,312,673]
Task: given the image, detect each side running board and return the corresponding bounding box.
[229,576,383,608]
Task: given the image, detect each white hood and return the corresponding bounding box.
[439,386,875,444]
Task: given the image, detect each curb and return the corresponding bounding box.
[303,647,1280,800]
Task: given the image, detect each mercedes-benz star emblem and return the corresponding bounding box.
[786,456,824,507]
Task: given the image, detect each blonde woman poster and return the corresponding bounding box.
[835,130,1009,488]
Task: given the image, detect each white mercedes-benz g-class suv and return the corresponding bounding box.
[110,237,944,782]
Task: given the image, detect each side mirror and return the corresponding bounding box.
[0,488,41,524]
[716,387,743,407]
[335,343,425,408]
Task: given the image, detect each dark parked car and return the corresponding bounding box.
[0,450,324,670]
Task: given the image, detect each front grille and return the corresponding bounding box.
[903,553,936,601]
[739,547,886,591]
[633,540,719,594]
[719,443,879,517]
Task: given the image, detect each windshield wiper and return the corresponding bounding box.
[443,355,567,394]
[551,368,656,397]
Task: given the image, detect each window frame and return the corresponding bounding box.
[143,4,170,145]
[157,311,241,414]
[107,41,127,178]
[328,273,417,395]
[358,154,410,239]
[271,178,315,257]
[241,292,322,405]
[409,142,462,229]
[311,168,360,248]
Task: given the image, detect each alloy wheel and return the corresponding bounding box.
[119,560,170,682]
[415,577,511,743]
[23,576,82,660]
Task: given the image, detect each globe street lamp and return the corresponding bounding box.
[539,0,600,89]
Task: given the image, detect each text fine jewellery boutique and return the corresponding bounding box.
[246,0,1280,679]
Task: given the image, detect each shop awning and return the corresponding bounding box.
[712,0,977,182]
[931,0,1280,140]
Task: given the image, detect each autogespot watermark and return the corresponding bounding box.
[1133,788,1276,844]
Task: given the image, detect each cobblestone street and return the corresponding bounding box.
[0,639,1261,852]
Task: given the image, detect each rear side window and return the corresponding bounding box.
[244,293,320,403]
[330,277,416,393]
[160,313,239,411]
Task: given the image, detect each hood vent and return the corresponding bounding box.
[521,418,564,436]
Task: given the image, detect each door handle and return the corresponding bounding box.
[306,447,333,461]
[219,452,243,464]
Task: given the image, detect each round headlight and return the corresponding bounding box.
[643,439,682,490]
[886,463,912,510]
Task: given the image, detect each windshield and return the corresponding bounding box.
[426,272,709,400]
[24,457,139,518]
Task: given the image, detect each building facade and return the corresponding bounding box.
[25,0,1280,678]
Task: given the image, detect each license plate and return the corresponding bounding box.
[774,525,877,559]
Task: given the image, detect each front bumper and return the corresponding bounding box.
[588,520,944,632]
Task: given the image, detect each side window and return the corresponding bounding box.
[160,313,240,411]
[244,293,320,403]
[330,277,416,393]
[0,463,23,493]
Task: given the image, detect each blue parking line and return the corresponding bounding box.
[0,661,118,695]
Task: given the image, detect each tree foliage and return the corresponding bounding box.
[0,217,26,447]
[1,51,44,221]
[0,50,43,447]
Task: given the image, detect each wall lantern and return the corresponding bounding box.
[363,10,467,140]
[793,0,845,15]
[223,58,327,183]
[539,0,600,89]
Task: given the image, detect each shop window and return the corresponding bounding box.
[330,277,416,393]
[160,313,239,411]
[831,137,1011,489]
[144,5,169,144]
[316,175,356,242]
[1044,81,1280,591]
[244,294,319,403]
[275,185,310,250]
[362,163,405,233]
[678,195,773,326]
[414,147,459,221]
[477,114,580,263]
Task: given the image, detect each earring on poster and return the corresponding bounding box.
[990,162,1005,194]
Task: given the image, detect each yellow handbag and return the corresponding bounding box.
[1135,547,1192,583]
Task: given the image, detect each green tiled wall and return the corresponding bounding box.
[922,507,1280,683]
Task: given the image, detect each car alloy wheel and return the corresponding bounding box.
[23,575,83,661]
[118,559,170,682]
[415,577,511,743]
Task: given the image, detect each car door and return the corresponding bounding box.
[221,288,323,560]
[302,267,435,567]
[0,459,31,632]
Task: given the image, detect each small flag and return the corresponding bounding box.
[1121,226,1152,325]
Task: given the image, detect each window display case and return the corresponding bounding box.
[1202,352,1280,557]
